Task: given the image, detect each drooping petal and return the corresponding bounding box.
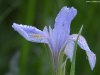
[12,23,48,43]
[86,51,96,70]
[68,34,96,70]
[64,40,75,62]
[54,6,77,34]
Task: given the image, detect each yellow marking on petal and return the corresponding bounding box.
[31,34,44,38]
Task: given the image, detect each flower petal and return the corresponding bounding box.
[69,34,96,70]
[54,6,77,34]
[64,40,75,62]
[43,26,48,35]
[12,23,48,43]
[86,50,96,70]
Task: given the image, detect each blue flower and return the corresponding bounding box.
[12,6,96,70]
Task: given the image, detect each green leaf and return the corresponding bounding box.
[70,25,83,75]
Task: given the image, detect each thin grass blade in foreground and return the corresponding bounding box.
[70,25,83,75]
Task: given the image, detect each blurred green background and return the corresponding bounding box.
[0,0,100,75]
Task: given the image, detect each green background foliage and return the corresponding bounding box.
[0,0,100,75]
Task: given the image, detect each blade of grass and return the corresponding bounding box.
[70,25,83,75]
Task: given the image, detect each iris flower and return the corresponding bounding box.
[12,6,96,70]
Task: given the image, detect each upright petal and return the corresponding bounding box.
[53,7,77,51]
[54,6,77,34]
[12,23,48,43]
[68,34,96,70]
[43,26,48,35]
